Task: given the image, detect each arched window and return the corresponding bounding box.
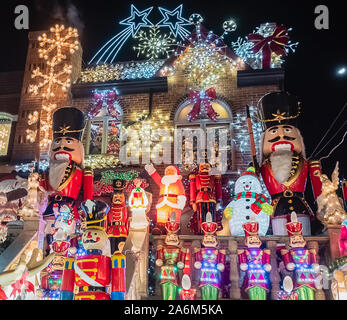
[174,99,234,173]
[83,104,123,156]
[0,113,16,157]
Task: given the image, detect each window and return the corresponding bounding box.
[0,113,15,156]
[83,104,123,156]
[174,99,234,173]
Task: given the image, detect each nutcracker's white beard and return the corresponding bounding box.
[270,150,293,184]
[49,159,70,190]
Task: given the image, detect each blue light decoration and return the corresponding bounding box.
[89,5,192,65]
[157,5,191,39]
[15,160,49,173]
[89,5,154,65]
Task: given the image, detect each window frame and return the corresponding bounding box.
[174,99,236,173]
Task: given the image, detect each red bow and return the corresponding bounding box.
[188,88,218,122]
[10,271,35,298]
[248,25,289,69]
[89,90,121,119]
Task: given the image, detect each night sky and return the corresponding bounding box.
[0,0,346,186]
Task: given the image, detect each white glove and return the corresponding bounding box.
[312,263,320,274]
[145,163,156,175]
[264,264,272,272]
[240,263,248,271]
[156,259,163,267]
[177,196,187,210]
[216,202,221,211]
[217,263,225,272]
[287,262,295,271]
[194,261,202,270]
[177,262,184,269]
[0,193,7,206]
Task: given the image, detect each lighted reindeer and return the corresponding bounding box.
[316,162,347,227]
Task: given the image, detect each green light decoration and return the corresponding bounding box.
[329,256,347,272]
[100,170,139,185]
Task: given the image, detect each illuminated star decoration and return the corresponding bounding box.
[157,5,192,40]
[89,5,154,65]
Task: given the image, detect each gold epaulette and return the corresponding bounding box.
[84,167,94,177]
[189,174,196,180]
[264,249,271,255]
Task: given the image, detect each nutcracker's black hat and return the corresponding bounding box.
[80,200,109,230]
[113,179,127,193]
[52,107,85,141]
[257,91,302,131]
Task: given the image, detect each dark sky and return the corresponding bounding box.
[0,0,346,183]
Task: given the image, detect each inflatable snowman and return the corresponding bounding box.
[224,167,273,236]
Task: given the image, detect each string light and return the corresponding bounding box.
[133,26,176,60]
[28,25,79,150]
[232,22,298,70]
[174,24,243,89]
[81,60,165,83]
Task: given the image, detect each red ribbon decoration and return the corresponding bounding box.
[89,90,121,120]
[188,88,218,122]
[10,271,35,298]
[248,25,289,69]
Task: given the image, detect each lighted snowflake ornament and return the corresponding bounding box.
[133,26,177,59]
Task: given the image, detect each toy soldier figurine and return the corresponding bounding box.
[60,200,126,300]
[238,215,272,300]
[155,213,187,300]
[145,164,186,235]
[281,212,320,300]
[189,163,222,235]
[40,107,94,248]
[256,92,323,235]
[194,213,226,300]
[107,179,129,255]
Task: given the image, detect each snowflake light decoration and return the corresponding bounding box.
[28,25,79,150]
[133,26,176,59]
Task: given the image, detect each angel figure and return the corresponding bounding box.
[316,162,347,227]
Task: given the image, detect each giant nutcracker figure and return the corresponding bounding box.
[237,216,272,300]
[60,200,126,300]
[280,212,320,300]
[145,164,186,235]
[106,178,129,255]
[155,213,187,300]
[194,213,226,300]
[256,91,323,235]
[40,107,94,248]
[189,163,222,235]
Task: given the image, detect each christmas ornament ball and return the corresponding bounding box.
[189,13,204,25]
[223,19,237,32]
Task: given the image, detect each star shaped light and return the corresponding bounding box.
[120,5,154,37]
[157,5,191,38]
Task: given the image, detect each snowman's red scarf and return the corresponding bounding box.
[232,192,267,215]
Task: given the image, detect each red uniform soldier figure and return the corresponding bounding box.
[107,179,129,255]
[189,163,222,235]
[60,200,126,300]
[40,108,93,249]
[280,212,320,300]
[238,216,272,300]
[156,213,187,300]
[194,213,226,300]
[257,92,323,235]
